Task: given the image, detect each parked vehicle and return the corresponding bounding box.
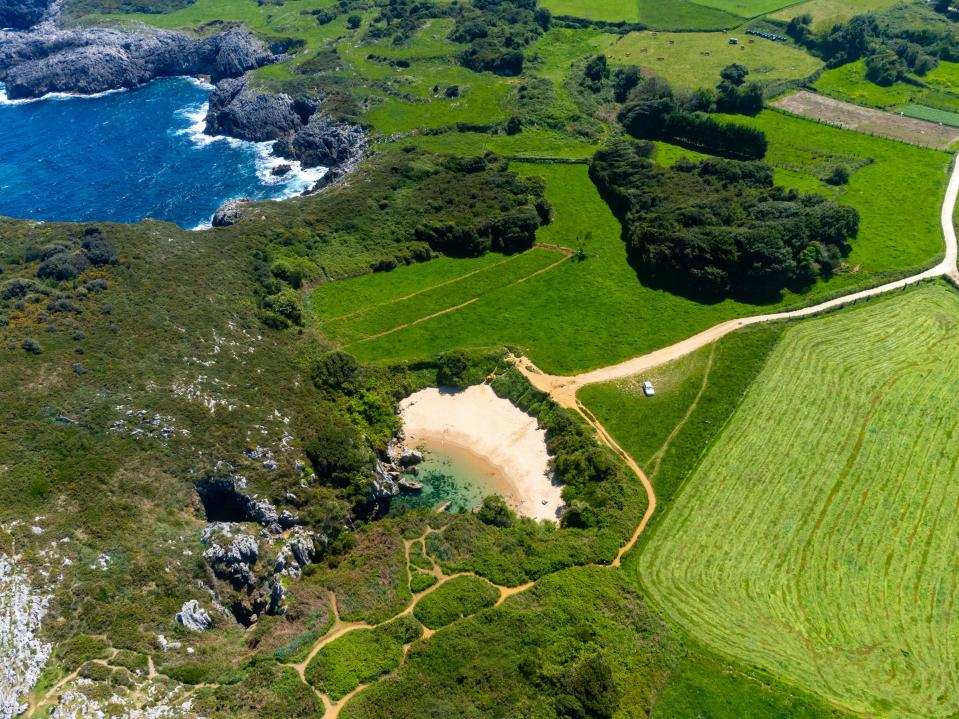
[643,381,655,397]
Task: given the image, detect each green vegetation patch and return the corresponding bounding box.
[691,0,794,16]
[410,572,438,593]
[314,248,565,348]
[412,575,500,628]
[770,0,906,26]
[814,60,921,108]
[539,0,641,22]
[540,0,744,29]
[900,103,959,127]
[590,140,859,300]
[342,112,947,373]
[253,149,550,285]
[639,284,959,717]
[607,31,822,90]
[634,0,745,29]
[319,524,412,624]
[580,322,785,509]
[193,663,323,719]
[651,648,846,719]
[343,567,682,719]
[305,615,422,700]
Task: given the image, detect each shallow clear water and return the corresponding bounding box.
[391,445,504,514]
[0,77,324,229]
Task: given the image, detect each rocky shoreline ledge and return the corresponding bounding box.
[0,2,366,208]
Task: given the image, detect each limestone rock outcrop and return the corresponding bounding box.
[0,27,273,100]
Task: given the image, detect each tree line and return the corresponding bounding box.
[617,74,768,160]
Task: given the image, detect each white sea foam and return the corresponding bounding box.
[1,76,329,230]
[176,100,329,231]
[0,81,128,106]
[0,75,209,106]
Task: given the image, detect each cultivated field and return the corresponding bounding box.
[690,0,794,16]
[901,104,959,128]
[770,0,904,25]
[607,31,822,89]
[773,90,959,149]
[539,0,744,28]
[639,285,959,717]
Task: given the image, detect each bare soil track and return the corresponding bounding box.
[773,91,959,149]
[289,158,959,716]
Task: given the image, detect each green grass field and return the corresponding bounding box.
[539,0,745,29]
[813,60,918,108]
[638,284,959,717]
[691,0,795,16]
[314,112,948,374]
[814,60,959,114]
[579,323,785,507]
[538,0,642,22]
[607,31,822,89]
[769,0,903,25]
[900,104,959,127]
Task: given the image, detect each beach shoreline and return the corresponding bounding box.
[399,385,563,522]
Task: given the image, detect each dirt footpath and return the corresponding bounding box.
[773,90,959,149]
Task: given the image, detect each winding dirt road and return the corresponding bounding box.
[518,159,959,409]
[515,158,959,555]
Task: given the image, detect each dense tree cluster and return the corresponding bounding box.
[590,140,860,300]
[786,6,959,85]
[451,0,551,75]
[715,63,765,114]
[618,76,767,160]
[413,155,552,257]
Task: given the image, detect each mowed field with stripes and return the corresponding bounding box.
[638,284,959,717]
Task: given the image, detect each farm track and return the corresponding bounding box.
[639,287,959,715]
[36,155,953,718]
[296,160,959,718]
[516,159,959,409]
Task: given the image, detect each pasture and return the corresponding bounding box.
[579,323,784,507]
[690,0,795,17]
[313,112,948,373]
[606,31,822,89]
[539,0,744,29]
[814,59,959,115]
[769,0,904,25]
[638,285,959,717]
[538,0,642,22]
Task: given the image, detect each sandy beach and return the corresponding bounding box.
[399,385,563,522]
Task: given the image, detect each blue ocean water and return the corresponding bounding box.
[0,77,323,229]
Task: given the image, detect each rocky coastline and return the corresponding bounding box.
[0,5,366,204]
